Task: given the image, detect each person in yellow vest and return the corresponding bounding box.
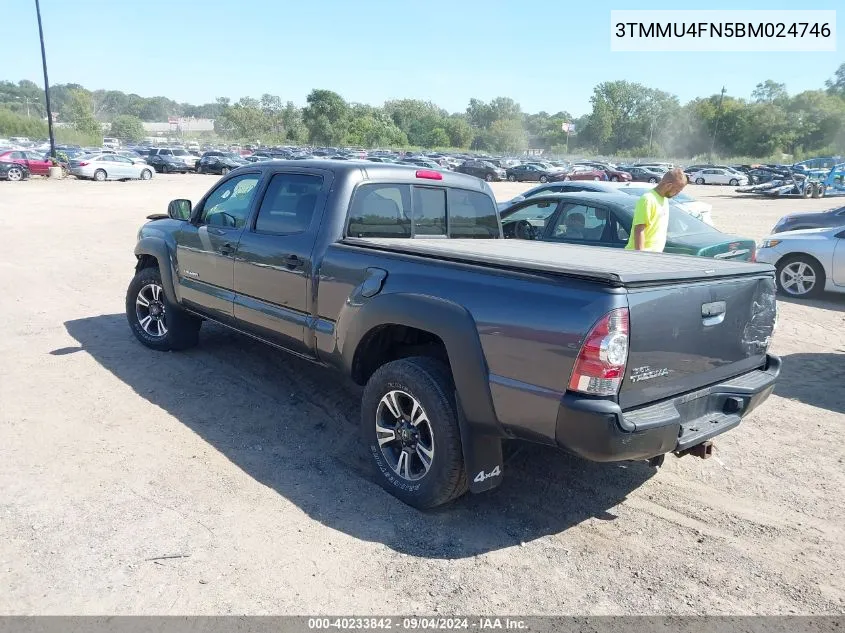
[626,168,688,252]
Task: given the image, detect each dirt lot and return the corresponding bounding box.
[0,174,843,615]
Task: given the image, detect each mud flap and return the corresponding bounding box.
[456,392,503,494]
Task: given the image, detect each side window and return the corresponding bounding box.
[551,204,608,242]
[161,149,172,156]
[254,173,323,235]
[412,187,446,236]
[448,189,499,239]
[614,214,630,242]
[10,151,25,159]
[502,201,558,237]
[200,174,260,229]
[347,184,412,238]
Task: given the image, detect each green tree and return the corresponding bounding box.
[752,80,788,104]
[109,115,145,142]
[302,89,349,145]
[488,118,527,153]
[443,116,473,148]
[824,62,845,97]
[66,89,102,137]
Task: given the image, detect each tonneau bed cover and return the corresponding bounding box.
[340,238,774,286]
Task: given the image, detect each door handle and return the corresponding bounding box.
[284,254,303,269]
[219,242,234,256]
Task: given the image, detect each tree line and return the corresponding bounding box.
[1,63,843,159]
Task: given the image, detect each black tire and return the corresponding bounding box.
[507,174,516,182]
[539,175,548,183]
[484,173,494,182]
[611,176,619,182]
[695,177,704,185]
[776,254,826,299]
[648,177,658,183]
[362,357,468,509]
[94,169,107,182]
[126,266,201,351]
[140,169,152,180]
[729,178,739,186]
[196,164,204,174]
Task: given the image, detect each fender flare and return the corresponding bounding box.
[341,292,502,435]
[134,237,180,305]
[341,293,506,494]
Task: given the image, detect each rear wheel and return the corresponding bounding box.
[695,177,704,185]
[776,255,825,298]
[94,169,107,182]
[362,357,468,509]
[6,166,24,181]
[126,266,201,351]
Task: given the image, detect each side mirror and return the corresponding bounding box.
[167,199,192,221]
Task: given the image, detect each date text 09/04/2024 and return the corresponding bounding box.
[308,617,529,630]
[614,22,831,38]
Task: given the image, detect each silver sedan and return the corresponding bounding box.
[68,154,154,181]
[756,225,845,298]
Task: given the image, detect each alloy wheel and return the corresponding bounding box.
[779,261,817,296]
[375,390,435,481]
[135,283,168,337]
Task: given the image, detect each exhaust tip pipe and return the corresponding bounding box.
[676,440,714,460]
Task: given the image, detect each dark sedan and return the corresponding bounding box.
[626,166,666,183]
[147,154,189,174]
[505,163,554,182]
[771,204,845,233]
[0,161,30,181]
[196,152,247,175]
[456,159,506,182]
[499,192,756,261]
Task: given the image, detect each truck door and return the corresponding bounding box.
[175,172,262,321]
[232,170,333,356]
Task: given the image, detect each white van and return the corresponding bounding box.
[102,137,120,149]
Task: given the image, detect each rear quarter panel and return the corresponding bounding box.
[317,244,626,442]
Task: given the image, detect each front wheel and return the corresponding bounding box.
[776,255,825,298]
[126,267,201,351]
[729,178,739,186]
[507,174,516,182]
[611,176,619,182]
[362,357,468,509]
[539,175,548,183]
[221,167,230,175]
[140,169,152,180]
[484,173,493,182]
[695,177,705,185]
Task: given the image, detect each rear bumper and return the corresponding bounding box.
[554,354,781,461]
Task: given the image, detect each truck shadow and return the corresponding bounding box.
[64,314,654,559]
[777,294,845,314]
[774,352,845,415]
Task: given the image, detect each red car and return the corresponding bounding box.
[553,165,609,182]
[0,150,52,176]
[574,162,633,182]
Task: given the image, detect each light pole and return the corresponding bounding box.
[709,86,726,162]
[16,96,34,117]
[35,0,56,159]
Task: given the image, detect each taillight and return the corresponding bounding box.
[568,308,630,396]
[77,161,88,166]
[415,169,442,180]
[750,245,757,262]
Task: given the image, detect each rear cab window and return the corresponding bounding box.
[346,183,499,239]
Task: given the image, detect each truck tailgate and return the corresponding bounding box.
[620,274,777,409]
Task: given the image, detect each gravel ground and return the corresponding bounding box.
[0,174,843,615]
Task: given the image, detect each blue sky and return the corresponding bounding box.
[1,0,841,116]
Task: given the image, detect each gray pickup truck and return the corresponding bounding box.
[126,161,780,508]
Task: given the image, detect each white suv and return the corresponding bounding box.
[148,147,198,170]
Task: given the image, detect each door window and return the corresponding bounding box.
[550,204,608,242]
[254,173,323,234]
[502,201,558,237]
[200,174,260,229]
[9,151,25,159]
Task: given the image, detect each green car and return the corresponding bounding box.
[499,191,756,261]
